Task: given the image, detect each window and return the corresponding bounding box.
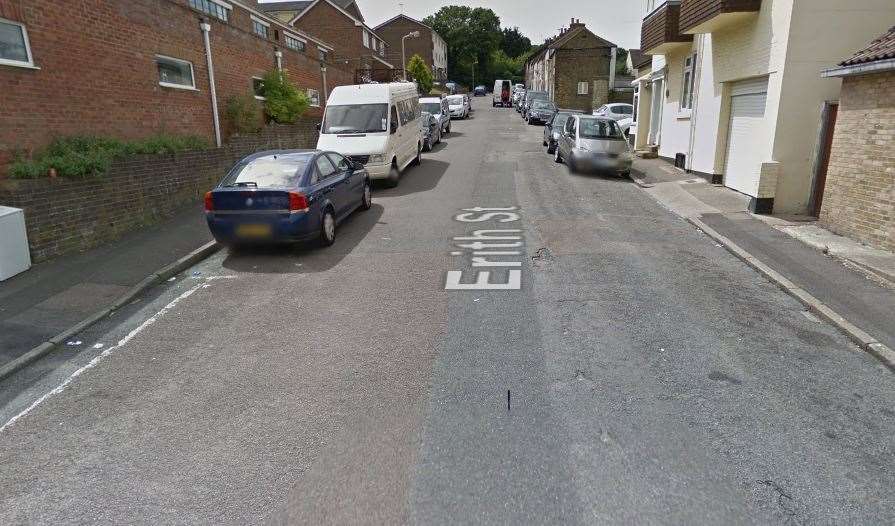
[322,104,388,134]
[221,153,312,188]
[318,48,328,62]
[577,81,589,95]
[308,89,320,107]
[188,0,230,22]
[390,106,399,134]
[327,153,352,172]
[681,52,697,110]
[285,34,306,52]
[315,155,338,180]
[363,30,370,48]
[0,18,34,68]
[156,55,195,90]
[252,77,265,100]
[252,17,270,39]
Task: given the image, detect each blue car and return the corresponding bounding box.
[205,150,372,247]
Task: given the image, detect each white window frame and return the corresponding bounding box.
[156,55,197,90]
[189,0,232,22]
[308,88,320,107]
[284,32,306,52]
[577,81,589,95]
[0,17,37,69]
[362,30,370,48]
[681,52,697,110]
[252,77,266,100]
[251,16,270,39]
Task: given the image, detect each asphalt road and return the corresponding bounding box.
[1,97,894,525]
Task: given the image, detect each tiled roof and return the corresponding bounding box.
[628,49,650,69]
[840,26,895,66]
[256,1,312,12]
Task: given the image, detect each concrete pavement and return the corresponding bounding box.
[0,98,893,524]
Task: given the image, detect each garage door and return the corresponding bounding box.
[724,77,769,196]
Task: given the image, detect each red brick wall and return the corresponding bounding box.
[0,0,352,175]
[819,71,895,252]
[375,17,433,72]
[0,120,320,261]
[291,0,388,75]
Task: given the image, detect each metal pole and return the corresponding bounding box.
[200,21,222,148]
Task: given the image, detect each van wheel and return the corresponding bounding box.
[319,208,336,247]
[386,161,400,187]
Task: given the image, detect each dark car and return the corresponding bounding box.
[522,90,549,119]
[543,110,581,154]
[420,111,441,151]
[527,100,557,125]
[205,150,372,247]
[473,85,487,96]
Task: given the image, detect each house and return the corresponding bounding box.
[259,0,395,83]
[373,14,448,82]
[632,0,895,214]
[524,19,618,113]
[627,49,651,77]
[0,0,353,174]
[817,27,895,252]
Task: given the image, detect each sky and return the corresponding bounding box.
[259,0,643,49]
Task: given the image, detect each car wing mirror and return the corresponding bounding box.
[315,122,322,132]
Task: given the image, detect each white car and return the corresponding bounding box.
[420,96,451,135]
[317,82,422,188]
[593,103,635,135]
[446,94,469,119]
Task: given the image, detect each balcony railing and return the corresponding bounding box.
[680,0,761,34]
[641,1,693,55]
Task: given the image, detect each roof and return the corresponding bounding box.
[840,26,895,66]
[258,0,356,15]
[628,49,650,69]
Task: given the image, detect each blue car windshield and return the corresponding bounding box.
[221,154,311,188]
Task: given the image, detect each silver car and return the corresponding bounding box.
[553,115,633,177]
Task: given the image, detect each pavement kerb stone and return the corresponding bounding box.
[687,217,894,371]
[0,240,220,382]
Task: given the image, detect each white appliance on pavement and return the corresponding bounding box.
[0,206,31,281]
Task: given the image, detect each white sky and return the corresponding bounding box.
[260,0,643,49]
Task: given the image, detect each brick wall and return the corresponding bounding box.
[0,121,319,262]
[0,0,353,175]
[553,30,612,112]
[291,0,388,75]
[375,16,433,74]
[819,71,895,252]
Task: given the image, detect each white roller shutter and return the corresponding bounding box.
[724,77,769,196]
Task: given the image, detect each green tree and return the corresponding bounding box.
[423,6,502,88]
[225,94,262,135]
[615,48,630,75]
[500,27,531,59]
[261,69,310,124]
[406,54,434,94]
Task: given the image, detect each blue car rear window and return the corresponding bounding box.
[222,154,311,188]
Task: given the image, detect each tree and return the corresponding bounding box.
[423,6,502,88]
[261,69,310,124]
[407,54,433,94]
[615,48,630,75]
[500,27,531,59]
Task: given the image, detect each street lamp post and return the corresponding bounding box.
[402,30,420,81]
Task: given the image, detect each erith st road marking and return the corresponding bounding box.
[445,207,523,290]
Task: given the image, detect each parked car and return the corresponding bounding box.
[593,103,635,135]
[473,85,487,96]
[493,79,512,107]
[513,88,526,108]
[420,96,451,135]
[553,115,633,177]
[446,94,469,119]
[420,112,441,151]
[526,100,557,125]
[543,111,580,154]
[205,150,371,247]
[444,81,458,94]
[522,91,549,119]
[514,83,525,93]
[462,94,471,114]
[317,82,422,188]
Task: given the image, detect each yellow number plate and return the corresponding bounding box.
[236,224,272,238]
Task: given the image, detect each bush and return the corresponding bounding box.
[9,134,209,179]
[407,54,433,94]
[261,69,310,124]
[225,94,262,135]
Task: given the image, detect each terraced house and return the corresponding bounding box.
[0,0,353,174]
[258,0,395,83]
[632,0,895,214]
[525,19,619,113]
[373,14,448,82]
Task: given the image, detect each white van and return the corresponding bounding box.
[317,82,422,187]
[492,80,511,107]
